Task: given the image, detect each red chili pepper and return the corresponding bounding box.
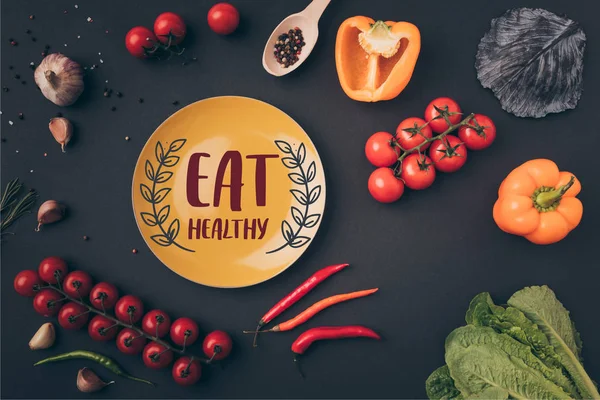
[245,288,378,334]
[291,326,381,355]
[251,263,349,347]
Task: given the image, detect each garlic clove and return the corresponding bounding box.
[34,53,84,107]
[36,200,66,231]
[29,322,56,350]
[77,368,114,393]
[48,117,73,152]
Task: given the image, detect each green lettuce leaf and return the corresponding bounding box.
[466,292,564,369]
[508,286,600,400]
[426,366,463,400]
[445,326,574,399]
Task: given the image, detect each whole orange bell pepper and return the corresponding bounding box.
[335,17,420,102]
[493,159,582,245]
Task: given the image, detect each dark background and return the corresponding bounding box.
[2,0,599,398]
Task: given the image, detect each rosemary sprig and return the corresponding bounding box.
[1,178,38,237]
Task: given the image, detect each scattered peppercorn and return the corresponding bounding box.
[111,106,117,111]
[172,100,179,105]
[125,136,130,141]
[31,37,36,42]
[44,44,50,49]
[18,113,24,120]
[273,27,305,68]
[182,61,187,66]
[138,98,144,103]
[14,74,20,79]
[8,65,14,70]
[25,29,31,34]
[116,92,122,98]
[192,57,198,62]
[2,87,8,92]
[29,15,35,20]
[10,40,18,46]
[83,235,89,241]
[132,249,138,254]
[103,90,110,97]
[41,52,47,57]
[43,152,47,156]
[21,81,26,85]
[56,112,63,117]
[1,138,6,143]
[64,10,68,14]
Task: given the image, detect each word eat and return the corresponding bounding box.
[186,151,279,211]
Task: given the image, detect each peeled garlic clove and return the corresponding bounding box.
[34,53,84,107]
[36,200,66,231]
[77,368,114,393]
[29,323,56,350]
[48,117,73,152]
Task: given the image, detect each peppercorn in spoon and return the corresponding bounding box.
[262,0,331,77]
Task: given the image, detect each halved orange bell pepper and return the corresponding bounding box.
[493,159,583,245]
[335,17,420,102]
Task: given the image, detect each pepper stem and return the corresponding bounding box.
[252,322,263,348]
[535,176,575,209]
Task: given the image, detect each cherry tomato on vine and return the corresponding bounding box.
[365,132,398,167]
[33,289,64,317]
[154,12,186,45]
[63,270,93,299]
[115,295,144,324]
[14,270,43,297]
[58,302,89,330]
[207,3,240,35]
[458,114,496,151]
[116,328,146,355]
[400,153,436,190]
[142,309,171,338]
[202,330,233,361]
[170,317,199,347]
[396,117,433,150]
[38,256,68,284]
[428,135,467,173]
[368,168,404,203]
[172,356,202,386]
[125,26,157,58]
[89,282,119,310]
[425,97,462,133]
[143,342,173,369]
[88,315,120,341]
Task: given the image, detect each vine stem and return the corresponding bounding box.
[149,147,193,253]
[43,284,211,365]
[266,152,310,255]
[395,113,475,166]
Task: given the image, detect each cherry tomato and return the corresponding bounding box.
[89,282,119,310]
[202,330,233,361]
[14,270,43,297]
[396,117,433,150]
[424,97,462,133]
[116,328,146,355]
[125,26,157,58]
[115,295,144,324]
[63,270,93,299]
[58,302,89,330]
[458,114,496,151]
[154,12,186,45]
[38,256,68,284]
[88,315,120,341]
[172,356,202,386]
[33,288,64,317]
[365,132,398,167]
[142,342,173,369]
[368,168,404,203]
[428,135,467,173]
[170,317,199,347]
[142,309,171,338]
[400,153,436,190]
[207,3,240,35]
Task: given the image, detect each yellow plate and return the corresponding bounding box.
[132,97,326,288]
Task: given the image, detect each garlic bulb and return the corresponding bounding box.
[29,323,56,350]
[34,53,84,106]
[48,117,73,152]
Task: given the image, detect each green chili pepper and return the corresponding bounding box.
[34,350,154,386]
